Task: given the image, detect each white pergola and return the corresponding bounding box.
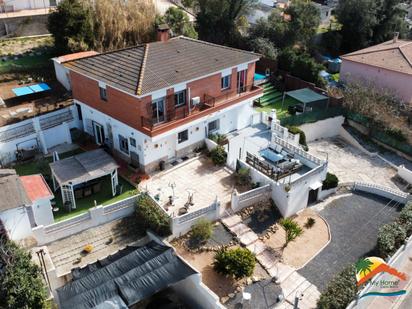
[50,149,119,210]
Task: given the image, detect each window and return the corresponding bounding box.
[221,75,231,90]
[178,130,188,144]
[174,90,186,107]
[118,135,129,154]
[152,98,165,124]
[99,87,107,101]
[208,119,219,133]
[130,137,136,147]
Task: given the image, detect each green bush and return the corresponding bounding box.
[377,222,407,258]
[210,146,227,165]
[279,218,303,245]
[399,202,412,236]
[0,237,48,309]
[322,172,339,190]
[135,193,171,236]
[213,248,256,279]
[191,219,213,242]
[208,133,228,145]
[235,167,251,186]
[286,126,308,150]
[304,217,316,229]
[317,264,357,309]
[384,128,407,142]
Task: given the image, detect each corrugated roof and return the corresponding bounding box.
[57,51,99,63]
[64,36,260,96]
[20,175,53,202]
[0,169,31,212]
[341,39,412,75]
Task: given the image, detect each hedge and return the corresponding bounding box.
[286,126,308,150]
[135,193,171,236]
[322,172,339,190]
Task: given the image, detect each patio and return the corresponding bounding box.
[140,156,236,217]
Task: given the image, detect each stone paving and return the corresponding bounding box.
[308,138,398,189]
[222,214,320,308]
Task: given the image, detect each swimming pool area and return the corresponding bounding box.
[259,148,284,163]
[254,73,267,81]
[12,83,51,97]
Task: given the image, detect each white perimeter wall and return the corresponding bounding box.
[77,96,257,167]
[7,0,61,11]
[0,207,32,240]
[53,60,71,91]
[298,116,345,142]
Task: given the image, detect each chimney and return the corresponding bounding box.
[157,24,170,42]
[393,32,399,43]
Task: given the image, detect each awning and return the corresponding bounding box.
[285,88,328,105]
[310,181,323,190]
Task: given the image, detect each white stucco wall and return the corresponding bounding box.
[0,207,33,240]
[299,116,345,142]
[398,165,412,185]
[77,96,257,168]
[340,59,412,104]
[53,60,71,91]
[6,0,61,11]
[32,197,54,226]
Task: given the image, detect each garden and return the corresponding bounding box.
[13,147,137,222]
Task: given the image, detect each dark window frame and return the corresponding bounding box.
[221,75,231,90]
[174,90,187,107]
[99,86,107,101]
[178,130,189,144]
[118,135,129,154]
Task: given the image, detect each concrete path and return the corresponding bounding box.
[222,215,320,308]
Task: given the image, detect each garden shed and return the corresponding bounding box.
[282,88,328,112]
[49,149,119,210]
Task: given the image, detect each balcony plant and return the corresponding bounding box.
[210,146,227,165]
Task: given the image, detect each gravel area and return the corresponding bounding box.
[298,193,401,291]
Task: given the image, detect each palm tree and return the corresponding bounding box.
[356,258,374,277]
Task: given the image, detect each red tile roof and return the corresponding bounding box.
[20,175,54,202]
[57,51,99,63]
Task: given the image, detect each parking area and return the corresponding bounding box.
[308,138,398,189]
[298,193,401,291]
[141,156,235,217]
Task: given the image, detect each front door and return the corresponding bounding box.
[93,122,105,145]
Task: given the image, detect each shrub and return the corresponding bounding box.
[304,217,316,229]
[135,193,171,236]
[317,264,357,309]
[384,128,407,142]
[191,219,213,242]
[210,146,227,165]
[0,237,48,309]
[213,248,255,279]
[399,202,412,236]
[208,133,228,145]
[377,222,407,258]
[322,172,339,190]
[287,126,308,150]
[279,218,303,245]
[235,167,251,186]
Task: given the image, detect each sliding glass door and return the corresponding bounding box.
[152,98,165,124]
[237,69,247,93]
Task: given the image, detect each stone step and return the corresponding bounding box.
[281,272,307,300]
[221,215,242,228]
[230,223,251,237]
[256,249,278,269]
[268,262,295,282]
[238,231,259,246]
[246,240,267,255]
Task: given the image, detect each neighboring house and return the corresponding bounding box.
[0,0,60,13]
[0,169,54,240]
[340,37,412,105]
[56,29,263,173]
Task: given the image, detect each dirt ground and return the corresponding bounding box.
[264,209,330,269]
[0,36,53,56]
[174,244,268,298]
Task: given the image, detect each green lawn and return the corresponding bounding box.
[53,176,137,222]
[0,53,54,73]
[255,97,300,118]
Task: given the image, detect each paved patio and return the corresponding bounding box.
[141,156,235,217]
[299,193,401,291]
[308,138,398,189]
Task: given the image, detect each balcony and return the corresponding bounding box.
[141,84,263,136]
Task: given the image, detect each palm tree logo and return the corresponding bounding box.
[356,258,374,277]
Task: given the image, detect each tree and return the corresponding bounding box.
[157,7,198,39]
[279,218,303,246]
[135,193,171,236]
[249,37,278,60]
[47,0,94,53]
[188,0,258,46]
[0,236,48,309]
[284,0,320,47]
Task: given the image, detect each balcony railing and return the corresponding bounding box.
[141,84,262,131]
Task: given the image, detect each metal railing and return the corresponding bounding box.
[0,122,36,143]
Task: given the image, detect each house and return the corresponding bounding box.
[0,0,60,13]
[340,36,412,105]
[0,169,54,240]
[57,28,263,173]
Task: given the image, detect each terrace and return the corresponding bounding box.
[140,84,263,136]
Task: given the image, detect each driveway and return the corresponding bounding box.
[308,138,398,189]
[298,193,401,291]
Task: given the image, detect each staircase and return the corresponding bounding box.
[259,82,283,107]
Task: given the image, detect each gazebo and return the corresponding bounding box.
[50,149,119,210]
[282,88,328,112]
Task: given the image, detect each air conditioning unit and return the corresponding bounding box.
[191,97,200,106]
